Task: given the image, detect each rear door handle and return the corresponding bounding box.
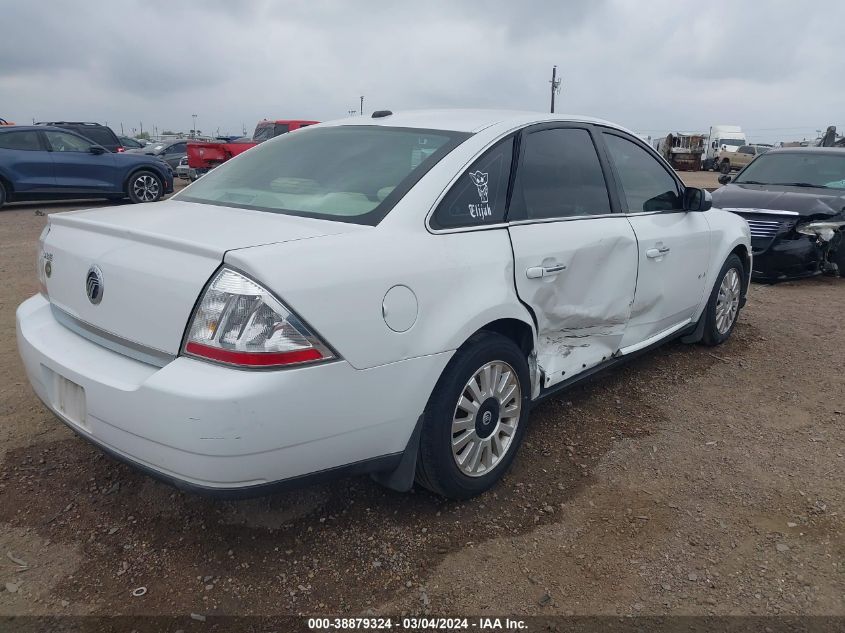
[526,263,567,279]
[646,246,671,259]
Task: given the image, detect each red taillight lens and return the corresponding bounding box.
[117,146,125,152]
[184,342,323,367]
[183,268,334,369]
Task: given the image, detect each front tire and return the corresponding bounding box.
[0,180,6,209]
[720,160,731,174]
[702,254,744,346]
[416,332,531,499]
[126,170,163,203]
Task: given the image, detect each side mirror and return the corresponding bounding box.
[89,146,106,155]
[718,174,732,185]
[683,187,712,212]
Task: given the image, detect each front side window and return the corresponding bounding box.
[432,137,513,229]
[719,139,744,148]
[45,131,93,152]
[603,133,682,212]
[510,127,611,220]
[177,126,469,225]
[0,131,41,150]
[273,123,291,137]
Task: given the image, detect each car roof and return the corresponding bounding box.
[320,109,629,134]
[35,121,109,127]
[767,147,845,155]
[0,125,66,133]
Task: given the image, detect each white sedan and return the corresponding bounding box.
[16,110,751,499]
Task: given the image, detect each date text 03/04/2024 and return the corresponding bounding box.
[307,616,528,630]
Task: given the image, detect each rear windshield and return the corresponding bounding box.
[252,122,278,142]
[176,126,470,225]
[72,126,118,148]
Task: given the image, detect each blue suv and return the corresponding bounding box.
[0,126,173,209]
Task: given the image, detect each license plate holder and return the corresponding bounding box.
[50,371,88,431]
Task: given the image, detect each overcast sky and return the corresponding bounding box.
[1,0,842,143]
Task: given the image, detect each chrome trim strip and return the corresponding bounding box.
[427,210,663,233]
[723,208,800,216]
[50,304,174,368]
[618,318,692,356]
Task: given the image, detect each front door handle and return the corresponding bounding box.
[646,246,671,259]
[526,263,567,279]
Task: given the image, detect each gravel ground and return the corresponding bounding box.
[0,180,841,619]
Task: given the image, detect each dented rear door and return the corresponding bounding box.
[507,125,638,390]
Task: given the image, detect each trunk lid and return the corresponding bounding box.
[43,199,365,357]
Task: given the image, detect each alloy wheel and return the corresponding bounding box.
[132,174,160,202]
[715,267,741,334]
[451,361,522,477]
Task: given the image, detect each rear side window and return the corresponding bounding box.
[510,128,611,220]
[274,123,290,137]
[71,126,117,148]
[0,131,41,150]
[432,137,514,229]
[603,133,682,212]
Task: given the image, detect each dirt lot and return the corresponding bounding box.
[0,179,842,620]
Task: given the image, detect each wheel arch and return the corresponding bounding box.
[122,164,168,191]
[473,317,535,357]
[729,243,751,292]
[0,170,14,196]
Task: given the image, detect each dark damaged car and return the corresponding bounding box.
[712,147,845,281]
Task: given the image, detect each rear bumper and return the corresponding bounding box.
[16,294,450,494]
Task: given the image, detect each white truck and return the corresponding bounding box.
[702,125,746,171]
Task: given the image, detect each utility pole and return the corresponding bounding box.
[140,122,143,136]
[360,96,364,116]
[192,114,198,138]
[550,65,562,113]
[120,122,124,135]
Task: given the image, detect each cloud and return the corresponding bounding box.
[0,0,842,143]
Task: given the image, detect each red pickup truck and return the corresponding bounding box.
[186,119,318,178]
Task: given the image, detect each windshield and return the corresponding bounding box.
[176,125,470,225]
[719,139,745,148]
[252,122,278,142]
[734,152,845,189]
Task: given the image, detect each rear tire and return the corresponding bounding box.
[0,180,6,209]
[415,332,531,499]
[702,254,745,346]
[126,170,163,203]
[720,160,731,174]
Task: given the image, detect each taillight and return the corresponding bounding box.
[117,146,125,152]
[36,224,51,298]
[183,268,334,369]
